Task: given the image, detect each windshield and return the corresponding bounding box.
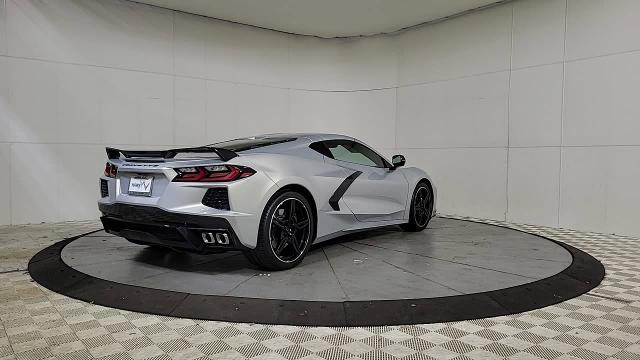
[210,137,296,152]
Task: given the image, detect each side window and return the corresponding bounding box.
[309,142,332,158]
[312,140,387,168]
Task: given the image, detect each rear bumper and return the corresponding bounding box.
[98,203,245,252]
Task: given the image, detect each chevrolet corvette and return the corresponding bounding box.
[98,134,436,270]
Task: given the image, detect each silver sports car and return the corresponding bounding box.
[98,134,436,270]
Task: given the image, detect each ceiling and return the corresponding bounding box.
[135,0,505,38]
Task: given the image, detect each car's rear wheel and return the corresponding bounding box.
[244,191,315,270]
[401,182,434,232]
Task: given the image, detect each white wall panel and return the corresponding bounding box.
[7,0,173,73]
[173,13,217,80]
[174,12,291,88]
[512,0,566,68]
[11,143,60,223]
[402,148,508,220]
[0,143,10,225]
[57,64,101,144]
[564,52,640,146]
[290,36,397,90]
[0,0,6,55]
[398,4,512,85]
[560,147,640,236]
[507,147,560,227]
[509,64,563,147]
[397,71,509,148]
[233,84,289,138]
[57,144,103,221]
[205,81,239,143]
[289,89,396,149]
[7,58,59,143]
[566,0,640,60]
[174,77,207,146]
[174,13,239,83]
[137,72,173,146]
[97,68,173,147]
[231,26,291,88]
[0,55,8,143]
[98,68,141,146]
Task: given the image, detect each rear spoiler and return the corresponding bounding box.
[106,146,238,162]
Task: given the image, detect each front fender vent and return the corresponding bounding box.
[202,188,230,210]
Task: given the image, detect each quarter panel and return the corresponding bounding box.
[246,153,359,240]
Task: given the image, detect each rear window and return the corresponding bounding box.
[210,137,296,152]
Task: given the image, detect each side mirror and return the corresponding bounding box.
[391,154,406,169]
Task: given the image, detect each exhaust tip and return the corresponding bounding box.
[216,233,230,245]
[201,232,215,244]
[201,231,231,246]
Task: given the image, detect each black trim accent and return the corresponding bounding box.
[106,146,237,162]
[309,141,333,158]
[329,171,362,211]
[28,219,605,326]
[99,179,109,198]
[201,188,230,210]
[99,203,229,228]
[98,203,242,251]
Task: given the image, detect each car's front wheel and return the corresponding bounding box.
[401,182,434,232]
[244,191,315,270]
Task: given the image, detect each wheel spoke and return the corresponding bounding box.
[274,236,288,255]
[289,200,296,221]
[272,217,287,229]
[423,192,432,214]
[289,236,301,253]
[294,219,309,230]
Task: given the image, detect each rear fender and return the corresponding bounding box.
[247,153,358,240]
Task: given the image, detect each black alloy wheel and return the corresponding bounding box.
[401,182,434,232]
[269,197,311,262]
[244,191,315,270]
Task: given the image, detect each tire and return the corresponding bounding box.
[243,191,315,270]
[401,182,434,232]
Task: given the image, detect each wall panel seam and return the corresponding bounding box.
[505,1,514,222]
[558,0,568,228]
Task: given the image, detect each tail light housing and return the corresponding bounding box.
[104,163,118,178]
[173,165,256,182]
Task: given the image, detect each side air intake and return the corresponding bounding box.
[202,188,230,210]
[100,179,109,198]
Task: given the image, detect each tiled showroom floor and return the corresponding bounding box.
[0,217,639,360]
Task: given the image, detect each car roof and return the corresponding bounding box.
[208,133,355,155]
[254,133,353,142]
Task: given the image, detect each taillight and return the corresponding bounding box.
[173,165,255,182]
[104,163,118,178]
